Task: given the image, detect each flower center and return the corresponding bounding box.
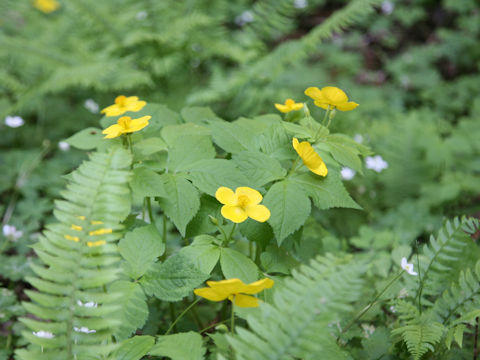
[118,117,132,130]
[237,194,250,208]
[116,96,128,107]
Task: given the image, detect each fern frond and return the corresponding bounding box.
[392,314,444,360]
[228,255,365,360]
[419,216,478,299]
[15,148,132,360]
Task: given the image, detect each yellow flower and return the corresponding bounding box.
[292,138,328,177]
[274,99,304,113]
[215,186,271,223]
[194,278,274,308]
[304,86,358,111]
[34,0,60,13]
[102,116,151,139]
[101,96,147,117]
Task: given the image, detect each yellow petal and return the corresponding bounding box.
[230,294,259,308]
[115,95,128,104]
[304,87,326,102]
[207,279,247,297]
[221,205,248,223]
[313,101,330,110]
[335,101,359,111]
[292,137,300,151]
[126,115,151,133]
[274,103,290,113]
[127,100,147,113]
[101,104,125,117]
[216,187,236,205]
[102,124,123,139]
[321,86,348,105]
[242,278,274,294]
[235,187,262,205]
[194,287,228,301]
[245,204,270,222]
[295,141,328,177]
[291,103,304,111]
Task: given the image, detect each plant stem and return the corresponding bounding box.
[165,298,200,335]
[228,223,237,241]
[230,298,236,334]
[199,319,229,333]
[339,271,404,340]
[287,157,300,177]
[146,197,155,225]
[474,317,479,360]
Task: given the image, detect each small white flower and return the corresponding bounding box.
[5,116,24,128]
[2,224,23,241]
[401,257,418,276]
[365,155,388,173]
[135,11,148,20]
[58,141,70,152]
[33,330,54,339]
[235,10,254,26]
[389,305,396,313]
[84,99,100,114]
[361,324,375,338]
[341,167,356,181]
[74,326,96,334]
[381,1,394,15]
[77,300,98,308]
[293,0,308,9]
[353,134,364,144]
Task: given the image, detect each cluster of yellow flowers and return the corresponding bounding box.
[101,96,150,139]
[33,0,60,13]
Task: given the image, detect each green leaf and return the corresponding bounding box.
[118,225,164,279]
[110,281,149,340]
[179,235,221,274]
[181,106,222,124]
[112,335,155,360]
[208,121,257,153]
[167,135,215,172]
[130,167,166,199]
[141,253,208,301]
[290,171,361,210]
[220,248,258,283]
[157,174,200,237]
[150,332,206,360]
[133,137,167,156]
[324,134,363,173]
[232,151,286,187]
[65,127,105,150]
[185,195,222,238]
[263,180,311,245]
[238,220,273,249]
[185,159,250,196]
[260,245,299,274]
[161,123,211,146]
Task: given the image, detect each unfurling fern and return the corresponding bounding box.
[16,148,132,360]
[228,255,365,360]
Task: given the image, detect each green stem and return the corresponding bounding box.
[313,106,331,142]
[228,223,237,241]
[199,319,229,333]
[230,298,236,334]
[165,298,200,335]
[339,271,404,340]
[217,225,229,244]
[161,214,167,261]
[287,157,300,177]
[146,197,156,225]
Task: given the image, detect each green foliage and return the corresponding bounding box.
[228,255,365,360]
[150,332,206,360]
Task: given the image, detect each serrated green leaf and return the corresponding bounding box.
[220,248,258,283]
[179,236,220,274]
[112,335,155,360]
[260,245,299,274]
[118,225,164,279]
[290,171,361,210]
[185,159,250,196]
[157,174,200,237]
[133,137,167,156]
[263,180,311,245]
[141,253,208,301]
[150,332,206,360]
[167,135,215,172]
[232,151,286,187]
[324,134,363,173]
[185,195,222,238]
[161,123,211,146]
[130,167,166,199]
[110,281,149,340]
[65,127,105,150]
[208,121,257,153]
[181,106,222,124]
[238,219,273,249]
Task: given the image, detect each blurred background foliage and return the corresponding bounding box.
[1,0,479,357]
